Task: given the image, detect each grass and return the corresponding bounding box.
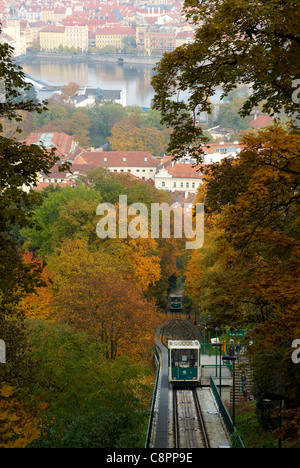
[230,400,297,448]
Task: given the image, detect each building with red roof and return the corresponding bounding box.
[73,150,160,180]
[24,132,84,161]
[250,115,274,128]
[154,160,204,193]
[95,25,135,50]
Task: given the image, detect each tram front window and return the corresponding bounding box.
[171,349,198,368]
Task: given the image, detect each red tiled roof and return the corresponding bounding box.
[52,133,74,155]
[203,142,243,154]
[167,163,204,179]
[250,116,274,128]
[96,26,136,35]
[40,25,65,33]
[33,181,75,191]
[67,163,99,174]
[40,163,100,178]
[23,132,83,159]
[74,151,159,167]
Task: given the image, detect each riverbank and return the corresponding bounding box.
[20,54,158,108]
[15,51,161,66]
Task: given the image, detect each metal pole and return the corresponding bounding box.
[215,327,218,376]
[232,359,236,426]
[219,347,222,398]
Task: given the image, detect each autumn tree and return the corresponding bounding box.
[47,239,160,359]
[69,110,91,148]
[60,82,80,102]
[88,102,127,140]
[109,118,170,156]
[0,385,41,448]
[17,253,53,320]
[22,186,103,256]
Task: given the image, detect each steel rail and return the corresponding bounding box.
[173,387,179,449]
[192,388,210,449]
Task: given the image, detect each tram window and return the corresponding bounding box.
[171,350,178,366]
[190,354,196,367]
[171,349,198,367]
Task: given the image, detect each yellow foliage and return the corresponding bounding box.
[0,385,41,448]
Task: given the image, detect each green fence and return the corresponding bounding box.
[210,375,245,448]
[145,346,161,448]
[201,342,245,358]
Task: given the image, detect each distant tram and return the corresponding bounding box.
[168,340,201,385]
[169,293,183,312]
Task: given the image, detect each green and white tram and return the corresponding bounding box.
[168,340,201,385]
[169,294,183,312]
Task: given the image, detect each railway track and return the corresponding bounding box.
[160,314,197,347]
[173,388,210,449]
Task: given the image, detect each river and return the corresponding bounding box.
[22,57,157,109]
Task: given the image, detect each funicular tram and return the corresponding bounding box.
[169,294,183,312]
[168,340,201,385]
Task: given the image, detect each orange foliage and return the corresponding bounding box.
[18,252,53,319]
[0,385,41,448]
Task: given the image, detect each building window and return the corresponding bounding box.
[162,181,165,187]
[173,182,176,188]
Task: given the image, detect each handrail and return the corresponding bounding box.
[145,345,161,448]
[210,375,245,448]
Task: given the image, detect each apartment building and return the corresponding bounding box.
[65,25,89,51]
[40,7,67,23]
[73,151,160,180]
[154,161,204,193]
[136,25,176,55]
[39,24,89,52]
[18,4,41,22]
[39,25,66,51]
[95,26,136,51]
